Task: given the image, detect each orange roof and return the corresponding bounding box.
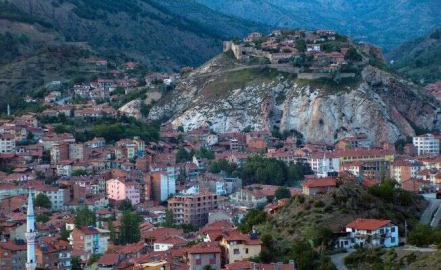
[346,218,391,231]
[187,243,221,254]
[302,177,337,188]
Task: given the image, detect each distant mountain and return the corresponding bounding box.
[1,0,268,70]
[196,0,441,51]
[386,29,441,85]
[0,0,269,111]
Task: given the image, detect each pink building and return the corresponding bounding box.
[106,179,140,205]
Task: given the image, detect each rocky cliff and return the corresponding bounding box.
[148,53,440,144]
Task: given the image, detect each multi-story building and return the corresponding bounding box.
[69,143,87,161]
[337,219,399,249]
[69,226,109,255]
[106,179,140,205]
[35,237,72,269]
[34,185,68,211]
[0,133,16,154]
[186,243,222,270]
[413,134,440,155]
[219,231,262,264]
[390,160,422,183]
[0,241,27,270]
[151,172,176,204]
[50,143,69,164]
[168,192,224,226]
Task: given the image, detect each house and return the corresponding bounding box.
[219,231,262,264]
[302,177,338,195]
[337,219,399,249]
[0,240,27,270]
[186,243,222,270]
[153,236,187,251]
[35,237,72,269]
[229,185,299,208]
[225,261,296,270]
[307,44,321,52]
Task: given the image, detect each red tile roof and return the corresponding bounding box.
[302,177,337,188]
[346,218,391,231]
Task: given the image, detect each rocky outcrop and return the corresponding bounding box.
[149,55,440,144]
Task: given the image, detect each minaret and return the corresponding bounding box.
[25,189,37,270]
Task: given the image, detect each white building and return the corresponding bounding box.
[413,134,440,155]
[0,133,15,154]
[34,186,66,211]
[337,219,399,249]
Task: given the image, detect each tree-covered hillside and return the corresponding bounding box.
[386,28,441,85]
[196,0,441,51]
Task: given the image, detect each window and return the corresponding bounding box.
[234,249,240,255]
[391,237,396,243]
[195,254,201,259]
[208,254,215,259]
[391,227,395,233]
[246,248,249,254]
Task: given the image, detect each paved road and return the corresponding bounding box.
[420,194,441,227]
[331,250,354,270]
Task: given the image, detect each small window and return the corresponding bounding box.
[391,227,395,233]
[234,249,240,255]
[391,237,396,243]
[246,248,249,254]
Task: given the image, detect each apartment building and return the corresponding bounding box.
[0,133,15,154]
[69,226,110,255]
[413,134,440,155]
[168,192,224,226]
[106,179,140,205]
[151,171,176,204]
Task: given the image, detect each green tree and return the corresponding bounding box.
[196,147,215,160]
[119,211,141,245]
[407,224,434,247]
[238,209,267,233]
[295,39,307,52]
[72,169,89,176]
[303,225,334,248]
[118,199,133,211]
[345,48,362,62]
[176,147,193,163]
[60,230,71,241]
[75,206,96,227]
[71,256,82,270]
[108,219,116,244]
[36,213,50,223]
[275,187,291,200]
[35,193,52,209]
[163,209,174,228]
[240,156,289,186]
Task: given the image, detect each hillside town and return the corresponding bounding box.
[223,29,365,79]
[0,30,439,270]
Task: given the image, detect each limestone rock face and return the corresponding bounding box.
[149,55,440,144]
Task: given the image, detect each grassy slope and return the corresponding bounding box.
[257,181,426,241]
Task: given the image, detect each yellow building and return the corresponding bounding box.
[219,231,261,264]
